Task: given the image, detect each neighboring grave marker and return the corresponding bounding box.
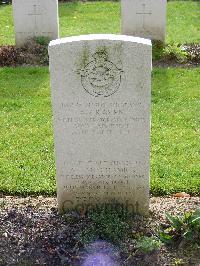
[49,35,152,216]
[12,0,59,46]
[121,0,167,41]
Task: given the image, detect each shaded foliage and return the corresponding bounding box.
[159,209,200,246]
[0,38,49,67]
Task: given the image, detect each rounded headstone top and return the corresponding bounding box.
[49,34,152,47]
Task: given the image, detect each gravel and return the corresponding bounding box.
[0,196,199,265]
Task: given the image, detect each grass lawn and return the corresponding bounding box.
[0,1,199,45]
[0,67,199,196]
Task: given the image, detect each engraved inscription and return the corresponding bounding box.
[56,101,145,136]
[60,160,146,204]
[136,2,152,29]
[77,50,123,97]
[28,2,42,34]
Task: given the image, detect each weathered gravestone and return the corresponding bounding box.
[121,0,167,42]
[49,34,152,215]
[12,0,59,46]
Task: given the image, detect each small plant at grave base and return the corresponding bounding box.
[172,258,185,266]
[136,236,162,254]
[78,204,130,245]
[35,36,50,46]
[163,43,188,63]
[21,38,49,65]
[152,40,165,60]
[158,209,200,246]
[34,37,50,64]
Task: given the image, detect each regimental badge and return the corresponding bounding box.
[77,50,123,97]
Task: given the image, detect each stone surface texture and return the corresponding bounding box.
[13,0,59,46]
[49,34,152,215]
[121,0,167,41]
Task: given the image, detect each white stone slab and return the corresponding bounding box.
[12,0,59,46]
[121,0,167,41]
[49,34,152,216]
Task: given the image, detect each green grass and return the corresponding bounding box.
[151,68,200,195]
[0,67,55,194]
[167,1,200,44]
[59,2,120,37]
[0,67,199,195]
[0,1,199,45]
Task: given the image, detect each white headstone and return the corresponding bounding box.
[49,34,152,216]
[12,0,59,46]
[121,0,167,42]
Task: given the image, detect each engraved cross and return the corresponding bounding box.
[28,3,42,34]
[136,3,152,29]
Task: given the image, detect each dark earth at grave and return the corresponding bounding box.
[0,196,199,265]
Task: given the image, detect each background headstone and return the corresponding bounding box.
[121,0,167,41]
[12,0,59,46]
[49,34,152,216]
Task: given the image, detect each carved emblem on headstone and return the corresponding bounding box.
[77,50,123,97]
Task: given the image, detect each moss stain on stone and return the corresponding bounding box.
[74,44,90,71]
[95,46,109,60]
[80,45,90,68]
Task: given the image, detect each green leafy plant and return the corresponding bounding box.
[35,36,50,46]
[136,236,162,253]
[79,204,130,245]
[159,209,200,246]
[152,40,165,60]
[172,258,184,266]
[163,43,188,63]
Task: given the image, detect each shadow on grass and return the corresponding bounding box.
[59,1,79,18]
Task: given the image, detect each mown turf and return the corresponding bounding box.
[167,1,200,44]
[0,1,199,45]
[0,67,55,195]
[151,68,200,195]
[0,67,199,195]
[59,1,120,37]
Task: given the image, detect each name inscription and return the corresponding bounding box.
[55,100,145,135]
